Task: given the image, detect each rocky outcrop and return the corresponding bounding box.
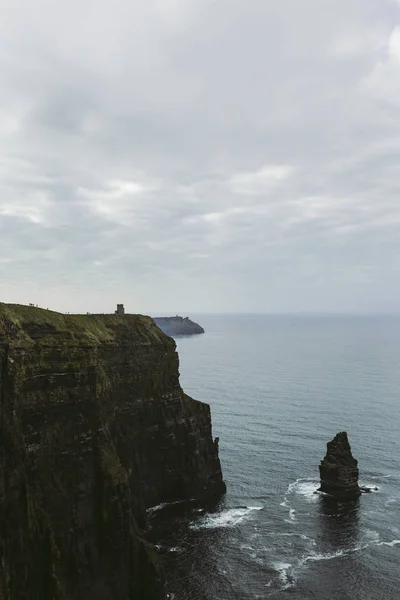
[319,431,361,501]
[0,303,225,600]
[153,316,205,337]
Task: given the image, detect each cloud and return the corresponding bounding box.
[228,165,293,195]
[0,0,400,313]
[388,26,400,59]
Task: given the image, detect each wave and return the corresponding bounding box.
[190,506,263,530]
[376,539,400,547]
[147,498,196,513]
[147,502,169,513]
[304,549,345,562]
[280,477,319,523]
[288,478,320,502]
[364,529,380,542]
[271,561,294,589]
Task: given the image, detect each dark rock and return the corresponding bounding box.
[360,486,379,493]
[153,316,205,336]
[318,431,361,501]
[0,303,225,600]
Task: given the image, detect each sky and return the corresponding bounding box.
[1,0,400,315]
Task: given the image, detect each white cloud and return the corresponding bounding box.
[228,165,293,195]
[388,26,400,60]
[0,0,400,313]
[0,190,51,224]
[202,212,224,223]
[78,180,150,201]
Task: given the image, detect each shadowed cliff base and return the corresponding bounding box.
[0,303,225,600]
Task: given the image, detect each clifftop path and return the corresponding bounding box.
[0,303,225,599]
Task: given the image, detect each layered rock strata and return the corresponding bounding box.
[0,303,225,600]
[153,316,205,336]
[319,431,361,501]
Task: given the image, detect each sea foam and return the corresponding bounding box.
[190,506,263,529]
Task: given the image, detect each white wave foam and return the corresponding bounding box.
[289,479,319,502]
[147,502,168,513]
[283,509,296,524]
[281,478,319,523]
[147,498,196,513]
[270,561,295,591]
[304,543,368,564]
[190,506,263,529]
[272,562,292,583]
[365,530,380,542]
[304,549,345,562]
[240,544,255,551]
[377,540,400,547]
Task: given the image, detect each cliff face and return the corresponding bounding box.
[0,303,225,600]
[153,316,205,337]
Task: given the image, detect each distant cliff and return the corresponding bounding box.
[153,316,205,337]
[0,303,224,600]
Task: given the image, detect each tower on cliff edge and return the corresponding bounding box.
[115,304,125,315]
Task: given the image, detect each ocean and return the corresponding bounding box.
[149,315,400,600]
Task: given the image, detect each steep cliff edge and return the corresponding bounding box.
[153,316,205,336]
[0,303,225,600]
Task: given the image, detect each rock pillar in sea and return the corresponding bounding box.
[318,431,361,501]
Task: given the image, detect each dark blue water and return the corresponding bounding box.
[151,315,400,600]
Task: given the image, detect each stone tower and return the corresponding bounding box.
[115,304,125,315]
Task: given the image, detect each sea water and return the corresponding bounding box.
[149,315,400,600]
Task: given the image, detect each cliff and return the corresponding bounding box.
[318,432,361,501]
[0,303,225,600]
[153,316,204,337]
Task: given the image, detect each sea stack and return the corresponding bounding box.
[319,432,361,501]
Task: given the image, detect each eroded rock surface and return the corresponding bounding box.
[0,303,225,599]
[319,431,361,501]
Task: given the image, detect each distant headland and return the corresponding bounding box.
[153,315,205,337]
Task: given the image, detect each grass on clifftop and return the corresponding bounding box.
[0,303,169,346]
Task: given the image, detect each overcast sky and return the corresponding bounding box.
[1,0,400,315]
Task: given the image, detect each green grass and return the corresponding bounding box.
[0,303,169,346]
